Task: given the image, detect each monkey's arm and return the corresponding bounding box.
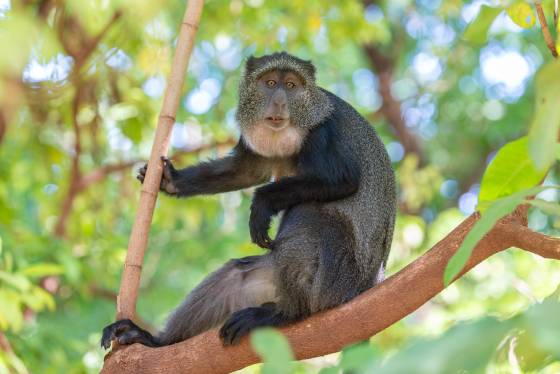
[250,122,360,247]
[138,140,271,197]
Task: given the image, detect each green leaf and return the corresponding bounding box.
[478,137,547,210]
[120,117,143,144]
[20,263,64,278]
[444,186,553,285]
[463,5,502,45]
[528,60,560,170]
[0,289,23,331]
[250,328,294,374]
[318,368,340,374]
[529,199,560,216]
[340,342,378,372]
[21,287,55,312]
[370,317,514,373]
[512,295,560,372]
[0,271,31,291]
[506,2,536,28]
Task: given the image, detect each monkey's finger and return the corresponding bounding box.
[162,162,175,182]
[161,156,172,169]
[253,232,272,249]
[137,164,147,175]
[260,234,272,249]
[137,165,147,183]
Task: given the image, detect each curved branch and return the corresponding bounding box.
[101,212,560,374]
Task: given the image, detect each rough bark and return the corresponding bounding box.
[101,208,560,374]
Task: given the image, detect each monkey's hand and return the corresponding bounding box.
[137,157,179,195]
[249,196,274,249]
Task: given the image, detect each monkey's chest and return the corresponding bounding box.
[243,125,304,158]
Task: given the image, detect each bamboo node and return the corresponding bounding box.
[140,189,158,198]
[182,21,199,30]
[159,114,176,122]
[125,263,143,270]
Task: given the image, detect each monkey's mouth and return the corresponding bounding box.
[265,116,289,131]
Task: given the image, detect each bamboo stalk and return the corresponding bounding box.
[115,0,204,322]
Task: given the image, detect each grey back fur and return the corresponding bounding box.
[321,90,396,280]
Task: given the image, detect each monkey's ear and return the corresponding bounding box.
[245,56,260,74]
[300,59,316,81]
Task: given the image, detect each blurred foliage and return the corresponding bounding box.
[0,0,560,373]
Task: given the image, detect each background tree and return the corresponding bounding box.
[1,0,560,373]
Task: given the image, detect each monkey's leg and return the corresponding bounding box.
[220,206,368,345]
[101,255,277,348]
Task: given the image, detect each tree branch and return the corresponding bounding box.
[362,44,425,164]
[0,332,13,354]
[0,109,6,144]
[78,138,237,191]
[53,87,83,238]
[101,209,560,374]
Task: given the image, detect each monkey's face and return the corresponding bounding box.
[256,70,303,130]
[241,69,307,158]
[236,53,334,157]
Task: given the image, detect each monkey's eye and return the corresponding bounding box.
[266,80,277,87]
[286,81,296,89]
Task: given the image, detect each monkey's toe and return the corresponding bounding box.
[100,319,158,349]
[101,319,133,349]
[220,306,280,346]
[219,313,247,346]
[116,329,146,346]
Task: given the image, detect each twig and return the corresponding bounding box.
[535,1,558,58]
[52,9,125,238]
[78,138,237,190]
[0,332,13,353]
[0,110,6,144]
[362,44,425,165]
[53,87,83,238]
[555,0,558,30]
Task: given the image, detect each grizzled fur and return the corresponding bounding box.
[101,52,396,349]
[236,52,334,131]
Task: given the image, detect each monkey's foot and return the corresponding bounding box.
[219,305,287,345]
[101,319,159,349]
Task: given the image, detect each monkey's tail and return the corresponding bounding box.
[156,254,277,345]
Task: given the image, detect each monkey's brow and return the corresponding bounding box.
[256,69,306,83]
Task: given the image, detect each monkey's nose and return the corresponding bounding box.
[273,102,287,111]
